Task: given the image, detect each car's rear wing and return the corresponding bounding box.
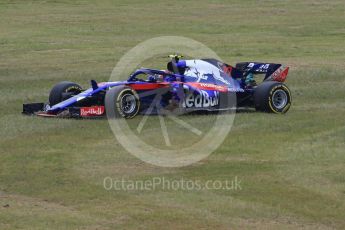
[235,62,289,82]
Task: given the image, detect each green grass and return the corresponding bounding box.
[1,0,345,229]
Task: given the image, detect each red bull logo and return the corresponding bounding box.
[182,90,219,108]
[80,106,105,116]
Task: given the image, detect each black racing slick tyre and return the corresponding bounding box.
[254,81,291,113]
[49,81,82,106]
[105,86,140,119]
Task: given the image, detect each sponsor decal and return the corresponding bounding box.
[199,83,228,92]
[182,90,219,108]
[228,88,244,93]
[248,63,270,72]
[80,106,105,116]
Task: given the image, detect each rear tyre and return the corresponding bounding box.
[254,81,291,113]
[105,86,140,119]
[49,81,82,106]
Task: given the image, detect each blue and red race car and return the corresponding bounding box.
[23,56,291,118]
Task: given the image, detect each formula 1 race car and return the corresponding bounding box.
[23,55,291,118]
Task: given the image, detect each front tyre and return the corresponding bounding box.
[254,81,291,113]
[49,81,82,106]
[105,86,140,119]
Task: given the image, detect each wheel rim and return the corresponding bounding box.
[272,89,288,109]
[120,94,136,114]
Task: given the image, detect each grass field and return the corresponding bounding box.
[1,0,345,229]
